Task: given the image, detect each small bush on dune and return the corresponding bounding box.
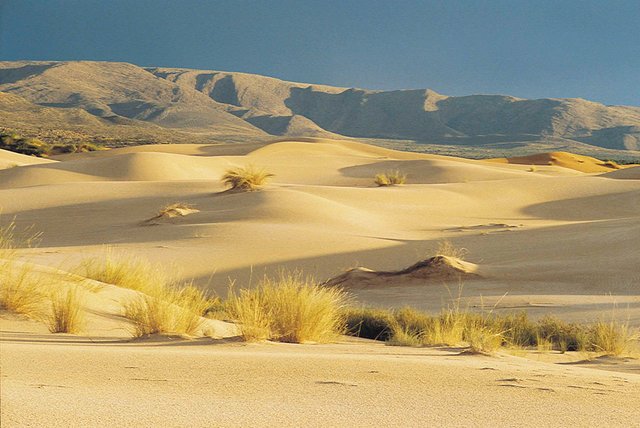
[222,165,274,191]
[374,170,406,187]
[227,271,349,343]
[47,286,85,334]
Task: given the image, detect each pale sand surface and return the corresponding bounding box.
[1,138,639,426]
[2,318,640,428]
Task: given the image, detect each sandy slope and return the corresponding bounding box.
[1,138,639,426]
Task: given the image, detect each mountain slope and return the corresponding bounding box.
[1,61,638,156]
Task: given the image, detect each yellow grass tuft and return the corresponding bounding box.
[0,219,46,317]
[374,170,406,186]
[123,282,211,338]
[222,165,274,191]
[227,271,349,343]
[77,250,165,292]
[47,286,85,334]
[466,327,503,354]
[590,320,637,356]
[0,262,46,317]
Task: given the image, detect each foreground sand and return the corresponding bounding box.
[2,318,640,427]
[1,138,639,426]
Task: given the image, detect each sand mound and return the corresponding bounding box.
[490,151,622,173]
[323,256,481,288]
[601,165,640,179]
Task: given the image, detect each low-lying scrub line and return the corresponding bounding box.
[344,306,639,355]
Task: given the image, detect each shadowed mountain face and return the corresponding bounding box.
[1,61,639,154]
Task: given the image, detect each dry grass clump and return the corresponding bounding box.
[374,170,406,186]
[465,326,503,354]
[78,251,214,337]
[222,165,274,191]
[590,320,637,356]
[143,203,199,225]
[124,283,210,337]
[157,202,197,216]
[0,220,46,317]
[227,271,349,343]
[47,286,85,334]
[77,250,164,292]
[0,263,46,317]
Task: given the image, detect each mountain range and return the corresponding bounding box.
[1,61,639,158]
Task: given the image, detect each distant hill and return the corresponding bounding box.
[1,61,639,158]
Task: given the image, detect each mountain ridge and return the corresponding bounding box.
[1,60,639,157]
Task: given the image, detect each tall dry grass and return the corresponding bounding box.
[0,219,46,317]
[590,320,637,356]
[47,286,85,334]
[77,250,165,292]
[0,262,46,316]
[222,165,274,191]
[227,271,349,343]
[123,281,212,338]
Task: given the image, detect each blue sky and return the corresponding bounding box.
[1,0,638,105]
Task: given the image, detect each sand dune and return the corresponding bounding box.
[490,151,630,173]
[1,138,639,426]
[602,165,640,179]
[1,138,637,307]
[0,148,55,169]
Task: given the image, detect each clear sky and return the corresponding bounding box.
[1,0,638,105]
